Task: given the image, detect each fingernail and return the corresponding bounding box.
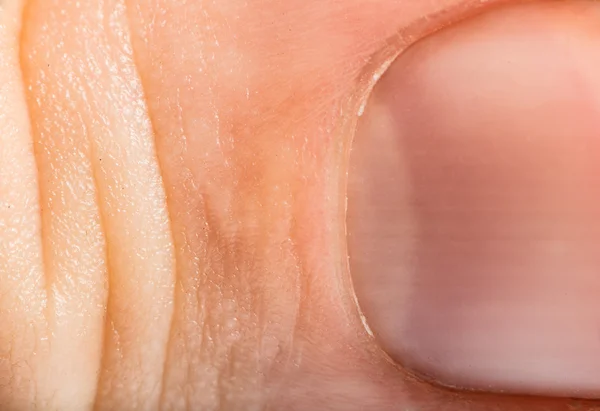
[348,1,600,398]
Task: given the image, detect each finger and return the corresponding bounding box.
[0,1,47,409]
[121,0,555,410]
[20,0,176,409]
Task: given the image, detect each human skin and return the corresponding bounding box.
[0,0,600,410]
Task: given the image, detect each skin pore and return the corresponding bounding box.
[0,0,599,410]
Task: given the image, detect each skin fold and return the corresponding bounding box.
[0,0,599,410]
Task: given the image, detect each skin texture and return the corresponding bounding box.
[0,0,599,410]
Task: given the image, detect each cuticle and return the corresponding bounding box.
[337,0,516,347]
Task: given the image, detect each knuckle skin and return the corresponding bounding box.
[5,0,599,411]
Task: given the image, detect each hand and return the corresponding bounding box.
[1,0,599,410]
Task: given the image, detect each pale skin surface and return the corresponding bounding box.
[0,0,599,410]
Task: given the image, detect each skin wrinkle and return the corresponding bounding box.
[87,1,174,409]
[123,2,290,409]
[1,0,48,409]
[3,0,600,410]
[128,0,594,410]
[21,0,109,400]
[82,84,113,411]
[154,53,189,411]
[124,1,519,410]
[1,2,564,411]
[18,0,175,409]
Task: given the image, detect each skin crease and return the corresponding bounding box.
[0,0,599,410]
